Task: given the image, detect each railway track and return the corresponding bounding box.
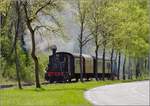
[0,80,86,89]
[0,82,49,89]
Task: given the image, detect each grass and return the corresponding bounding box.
[0,79,149,106]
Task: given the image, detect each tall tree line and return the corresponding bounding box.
[78,0,150,81]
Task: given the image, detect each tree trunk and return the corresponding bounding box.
[24,4,41,88]
[136,60,140,79]
[0,15,4,28]
[79,25,83,82]
[31,31,41,88]
[110,48,114,80]
[123,55,126,80]
[14,1,22,89]
[79,15,84,82]
[102,47,106,81]
[117,52,121,80]
[95,46,99,81]
[79,45,83,82]
[144,58,147,70]
[148,57,150,71]
[148,0,150,74]
[128,57,132,79]
[114,52,118,78]
[15,47,22,89]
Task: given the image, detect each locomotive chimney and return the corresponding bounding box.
[49,45,57,63]
[50,45,57,56]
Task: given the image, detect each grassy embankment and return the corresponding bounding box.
[0,79,149,106]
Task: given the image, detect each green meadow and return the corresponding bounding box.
[0,80,147,106]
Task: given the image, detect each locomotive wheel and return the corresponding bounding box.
[49,79,54,83]
[86,76,89,81]
[63,73,69,83]
[75,77,79,82]
[63,73,72,83]
[68,78,71,82]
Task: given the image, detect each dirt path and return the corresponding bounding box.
[85,81,150,106]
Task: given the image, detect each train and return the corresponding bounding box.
[45,46,117,83]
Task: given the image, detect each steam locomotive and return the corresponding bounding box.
[45,46,117,83]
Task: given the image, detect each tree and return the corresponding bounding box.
[87,0,104,80]
[14,1,22,89]
[76,0,92,82]
[0,0,13,77]
[106,0,149,79]
[0,0,25,88]
[122,0,149,79]
[110,48,114,80]
[87,0,115,81]
[122,54,126,80]
[148,0,150,72]
[22,0,63,88]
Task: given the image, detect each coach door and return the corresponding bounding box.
[60,54,69,73]
[67,55,71,74]
[64,55,73,75]
[64,55,68,73]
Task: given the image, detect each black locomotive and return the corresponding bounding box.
[45,46,117,83]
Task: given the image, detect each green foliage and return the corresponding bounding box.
[0,0,65,84]
[0,42,35,82]
[1,37,13,63]
[38,54,49,81]
[88,0,150,57]
[84,0,149,78]
[18,51,35,82]
[110,0,150,57]
[0,0,11,16]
